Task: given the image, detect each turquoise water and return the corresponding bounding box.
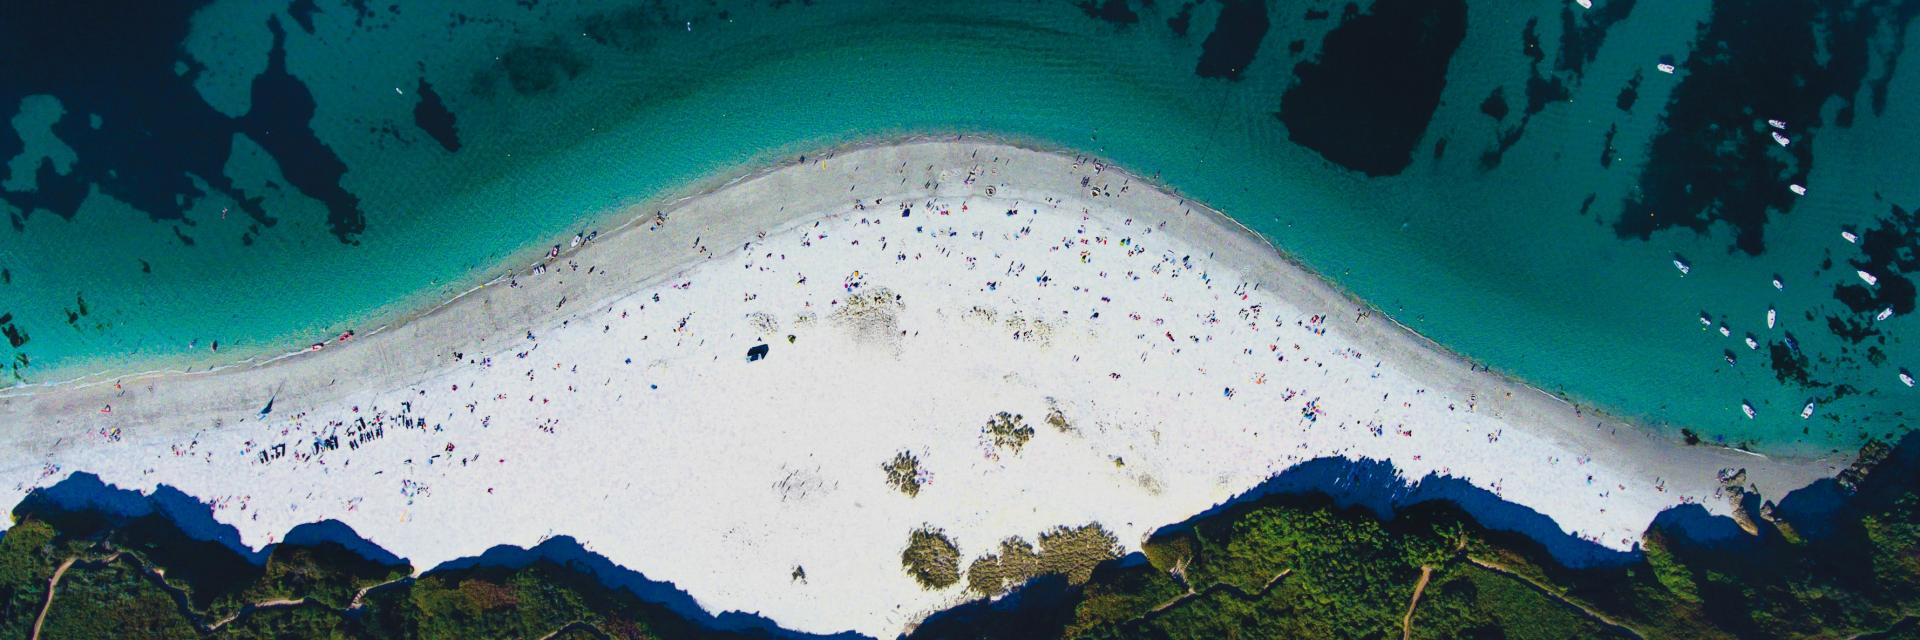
[1,0,1915,452]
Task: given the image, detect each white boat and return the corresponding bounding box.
[1771,131,1791,146]
[1843,230,1859,243]
[1745,335,1759,350]
[1773,275,1785,290]
[1769,119,1788,130]
[1742,401,1756,419]
[1801,401,1815,419]
[1902,369,1915,387]
[1719,323,1731,337]
[1725,352,1737,365]
[1701,312,1714,327]
[1789,184,1806,196]
[1878,308,1895,321]
[1767,306,1777,328]
[1673,258,1691,275]
[1576,0,1591,8]
[1657,63,1676,74]
[1860,270,1879,286]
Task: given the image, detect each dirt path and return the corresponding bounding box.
[1133,568,1291,624]
[30,556,77,640]
[1467,557,1644,639]
[205,598,309,631]
[1402,565,1434,640]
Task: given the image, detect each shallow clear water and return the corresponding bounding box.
[1,0,1915,452]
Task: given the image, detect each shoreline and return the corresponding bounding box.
[0,133,1840,463]
[0,137,1850,636]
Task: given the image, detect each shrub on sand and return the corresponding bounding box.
[902,527,961,590]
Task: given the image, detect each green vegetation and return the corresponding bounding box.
[4,440,1919,639]
[1044,406,1074,433]
[903,526,963,590]
[884,451,925,497]
[913,439,1920,639]
[0,504,757,640]
[966,524,1123,597]
[984,411,1035,454]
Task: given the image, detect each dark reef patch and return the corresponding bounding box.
[1617,70,1641,112]
[1617,0,1920,256]
[412,78,461,152]
[1166,2,1195,36]
[1826,315,1880,344]
[1078,0,1139,26]
[1480,87,1509,121]
[243,18,360,242]
[1765,332,1842,394]
[1555,0,1636,75]
[0,312,26,349]
[1482,3,1637,169]
[581,3,669,51]
[1276,0,1468,177]
[1832,203,1918,322]
[287,0,321,34]
[1599,123,1617,168]
[486,37,589,96]
[1195,0,1269,80]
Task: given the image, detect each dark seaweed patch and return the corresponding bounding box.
[1599,124,1617,169]
[1480,88,1509,121]
[581,3,669,51]
[288,0,321,34]
[1555,0,1636,75]
[1483,3,1637,169]
[1195,0,1269,80]
[1305,9,1330,21]
[1826,315,1880,344]
[138,260,151,274]
[1579,193,1597,216]
[1617,0,1920,256]
[1167,2,1196,36]
[493,38,588,96]
[1287,39,1304,55]
[62,293,88,326]
[0,313,26,349]
[412,79,461,152]
[1616,70,1641,112]
[0,3,365,243]
[1077,0,1139,26]
[1276,0,1467,177]
[1767,339,1825,389]
[1833,203,1919,320]
[244,18,361,242]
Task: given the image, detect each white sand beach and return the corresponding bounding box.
[0,139,1845,637]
